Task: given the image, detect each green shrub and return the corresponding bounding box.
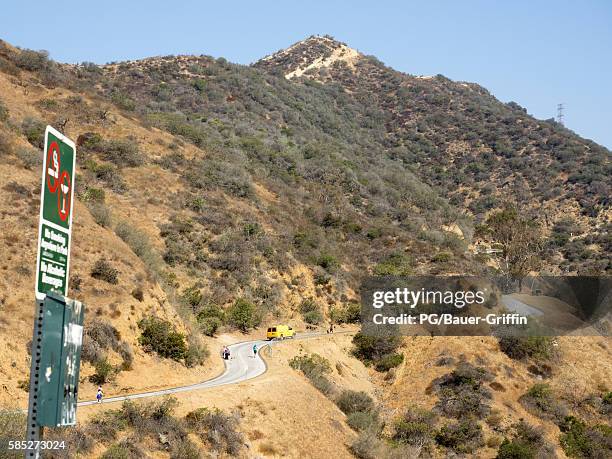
[137,317,187,361]
[347,411,379,432]
[496,421,550,459]
[198,317,222,337]
[114,222,159,270]
[101,138,144,167]
[117,342,134,371]
[170,438,200,459]
[181,284,203,308]
[90,258,119,284]
[496,439,537,459]
[303,310,323,325]
[226,298,260,332]
[393,406,437,447]
[329,306,346,324]
[82,186,106,203]
[289,353,332,377]
[313,271,331,285]
[84,319,120,352]
[0,131,13,157]
[196,304,225,336]
[44,425,94,458]
[192,78,206,92]
[435,419,484,453]
[89,358,115,384]
[15,49,50,71]
[0,100,8,122]
[289,353,335,396]
[519,383,567,422]
[352,331,402,362]
[349,430,382,459]
[87,161,127,193]
[15,146,41,169]
[330,302,361,324]
[21,116,45,148]
[432,251,453,263]
[185,408,243,455]
[101,440,145,459]
[78,132,104,151]
[188,159,254,197]
[316,253,339,271]
[373,252,413,276]
[431,362,493,419]
[559,415,612,458]
[88,409,127,441]
[336,390,375,415]
[498,336,555,362]
[88,202,112,227]
[374,352,404,372]
[345,302,362,323]
[184,337,209,368]
[366,228,383,240]
[111,90,136,111]
[300,298,318,313]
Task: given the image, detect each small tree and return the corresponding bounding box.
[352,330,402,362]
[137,317,187,361]
[478,206,544,287]
[226,298,260,332]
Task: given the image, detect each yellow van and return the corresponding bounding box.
[267,325,295,340]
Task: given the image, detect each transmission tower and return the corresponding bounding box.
[557,103,564,125]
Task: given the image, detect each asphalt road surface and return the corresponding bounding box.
[79,331,345,407]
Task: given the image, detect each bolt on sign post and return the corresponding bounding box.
[27,126,81,458]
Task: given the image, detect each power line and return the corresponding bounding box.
[557,103,564,125]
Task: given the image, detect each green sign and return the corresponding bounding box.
[37,292,84,427]
[35,126,76,300]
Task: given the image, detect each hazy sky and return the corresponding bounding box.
[2,1,611,148]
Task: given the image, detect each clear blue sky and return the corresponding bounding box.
[2,1,611,148]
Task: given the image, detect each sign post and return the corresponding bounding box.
[37,293,84,427]
[27,126,80,458]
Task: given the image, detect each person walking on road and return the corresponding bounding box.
[96,386,103,403]
[252,344,258,358]
[222,346,230,360]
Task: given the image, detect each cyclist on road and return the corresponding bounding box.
[252,344,258,358]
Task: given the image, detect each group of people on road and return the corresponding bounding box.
[221,344,259,360]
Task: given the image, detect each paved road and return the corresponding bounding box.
[79,339,270,407]
[80,331,347,407]
[501,295,544,317]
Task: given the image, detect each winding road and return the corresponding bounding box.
[79,331,345,407]
[79,339,269,407]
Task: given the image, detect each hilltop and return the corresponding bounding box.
[255,36,610,274]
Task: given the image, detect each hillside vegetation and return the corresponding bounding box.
[0,35,610,458]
